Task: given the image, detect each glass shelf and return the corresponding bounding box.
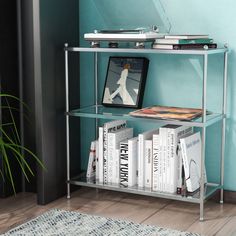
[68,174,221,204]
[65,47,228,55]
[67,105,225,127]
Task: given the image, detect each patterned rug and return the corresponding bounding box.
[2,209,201,236]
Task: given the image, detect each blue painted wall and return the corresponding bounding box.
[79,0,235,191]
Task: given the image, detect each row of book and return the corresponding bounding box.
[86,120,206,194]
[152,34,217,50]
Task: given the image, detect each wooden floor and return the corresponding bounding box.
[1,188,236,235]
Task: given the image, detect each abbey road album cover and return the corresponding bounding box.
[102,57,149,108]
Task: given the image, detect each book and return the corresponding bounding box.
[107,128,133,184]
[144,139,152,189]
[128,137,139,187]
[138,129,159,188]
[113,149,120,185]
[129,106,203,121]
[86,141,96,179]
[159,125,169,192]
[176,142,184,195]
[103,120,127,184]
[154,38,213,45]
[164,35,209,39]
[152,132,160,191]
[180,132,206,192]
[120,140,129,188]
[98,127,104,183]
[166,125,193,193]
[95,140,99,181]
[152,43,217,50]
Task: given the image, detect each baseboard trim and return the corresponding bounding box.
[212,190,236,204]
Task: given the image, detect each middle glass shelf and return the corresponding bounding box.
[67,105,224,127]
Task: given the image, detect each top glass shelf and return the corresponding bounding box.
[68,105,224,127]
[65,46,228,55]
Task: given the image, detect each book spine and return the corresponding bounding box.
[160,127,167,192]
[173,43,217,50]
[113,149,120,185]
[95,140,99,181]
[166,129,172,193]
[103,125,108,184]
[176,142,183,194]
[86,141,96,179]
[103,120,126,184]
[107,133,115,184]
[152,134,160,191]
[144,140,152,189]
[169,130,175,193]
[110,128,133,184]
[98,127,104,183]
[128,138,138,187]
[120,142,129,188]
[138,134,144,188]
[155,38,213,45]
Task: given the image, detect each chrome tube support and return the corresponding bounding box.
[220,51,228,203]
[94,52,98,138]
[200,54,208,221]
[65,43,71,199]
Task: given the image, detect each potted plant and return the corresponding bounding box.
[0,92,44,193]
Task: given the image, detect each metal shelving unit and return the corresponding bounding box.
[64,44,228,221]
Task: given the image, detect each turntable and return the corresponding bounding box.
[84,26,164,48]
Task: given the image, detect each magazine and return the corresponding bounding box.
[129,106,203,121]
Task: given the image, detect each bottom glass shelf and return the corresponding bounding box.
[68,174,221,204]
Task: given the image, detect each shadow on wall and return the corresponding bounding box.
[92,0,171,32]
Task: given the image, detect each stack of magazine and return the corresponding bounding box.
[152,34,217,50]
[129,105,204,121]
[86,119,207,195]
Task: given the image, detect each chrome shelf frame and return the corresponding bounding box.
[64,44,228,221]
[68,175,221,204]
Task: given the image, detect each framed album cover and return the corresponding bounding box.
[102,57,149,108]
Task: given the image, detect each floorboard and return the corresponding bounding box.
[0,188,236,235]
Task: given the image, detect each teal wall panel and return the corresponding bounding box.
[79,0,235,191]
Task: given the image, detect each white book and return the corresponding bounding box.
[113,149,120,185]
[152,133,160,191]
[159,126,168,192]
[107,128,133,184]
[98,127,104,183]
[103,120,126,184]
[164,34,209,39]
[176,142,184,194]
[128,137,138,187]
[144,139,152,189]
[95,140,99,181]
[138,129,159,188]
[166,125,193,193]
[86,141,96,179]
[180,132,205,192]
[120,140,129,188]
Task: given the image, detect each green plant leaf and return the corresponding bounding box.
[0,139,16,193]
[12,152,30,182]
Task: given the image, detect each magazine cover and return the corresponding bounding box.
[129,105,203,121]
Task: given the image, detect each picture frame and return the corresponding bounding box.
[102,56,149,108]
